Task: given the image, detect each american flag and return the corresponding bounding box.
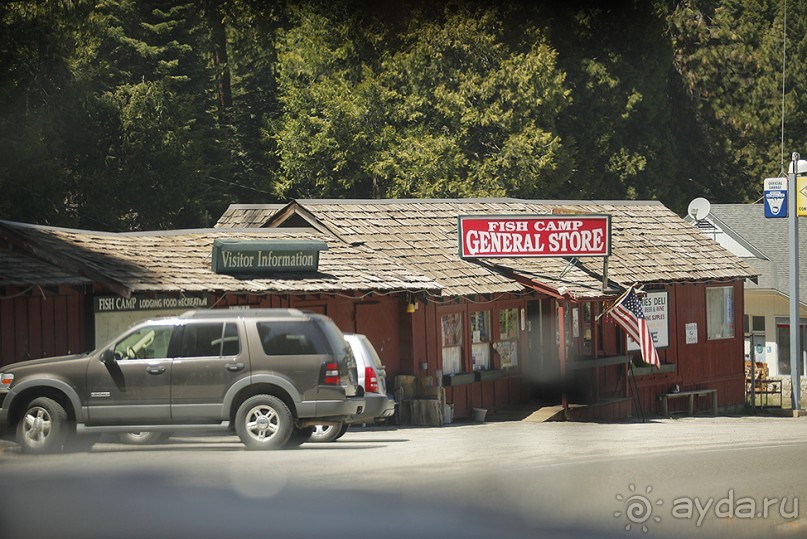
[609,287,660,368]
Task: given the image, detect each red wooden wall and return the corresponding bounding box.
[404,294,533,419]
[213,292,405,381]
[627,281,746,415]
[0,285,87,367]
[2,280,746,421]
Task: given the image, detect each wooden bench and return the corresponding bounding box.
[658,389,717,417]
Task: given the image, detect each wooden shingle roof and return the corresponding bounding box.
[0,221,440,297]
[0,249,89,288]
[238,198,758,299]
[215,204,284,228]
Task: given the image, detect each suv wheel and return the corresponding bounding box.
[235,395,292,450]
[63,433,101,453]
[17,397,69,454]
[118,432,172,445]
[284,426,314,448]
[308,421,349,443]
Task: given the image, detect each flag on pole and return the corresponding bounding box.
[609,287,660,368]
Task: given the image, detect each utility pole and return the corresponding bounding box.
[788,153,803,412]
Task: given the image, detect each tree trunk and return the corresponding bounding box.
[205,1,232,122]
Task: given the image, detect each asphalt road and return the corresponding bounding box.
[2,415,807,539]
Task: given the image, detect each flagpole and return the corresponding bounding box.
[596,285,634,321]
[628,360,645,423]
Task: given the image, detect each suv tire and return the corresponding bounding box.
[235,394,292,450]
[284,426,314,448]
[17,397,69,454]
[63,432,101,453]
[308,422,349,443]
[118,432,172,445]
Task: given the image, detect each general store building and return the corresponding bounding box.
[0,198,756,421]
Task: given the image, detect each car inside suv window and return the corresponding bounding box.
[350,335,384,369]
[257,321,328,356]
[218,322,240,356]
[180,322,240,358]
[318,318,352,359]
[114,325,175,360]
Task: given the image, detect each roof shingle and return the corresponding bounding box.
[0,222,441,296]
[251,199,758,298]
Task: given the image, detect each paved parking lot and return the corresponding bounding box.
[3,415,807,538]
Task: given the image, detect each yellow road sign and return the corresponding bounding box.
[799,176,807,216]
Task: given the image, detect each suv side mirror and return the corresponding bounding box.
[101,349,116,364]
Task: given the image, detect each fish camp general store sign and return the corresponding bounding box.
[458,215,611,258]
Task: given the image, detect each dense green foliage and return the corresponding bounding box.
[0,0,803,230]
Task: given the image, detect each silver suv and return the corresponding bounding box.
[309,333,395,442]
[0,309,364,453]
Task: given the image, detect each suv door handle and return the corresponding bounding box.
[146,365,166,375]
[225,362,245,372]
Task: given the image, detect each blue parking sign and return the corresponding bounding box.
[764,178,787,218]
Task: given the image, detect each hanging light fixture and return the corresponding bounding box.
[406,292,417,313]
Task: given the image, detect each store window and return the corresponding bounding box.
[470,310,491,371]
[582,303,593,356]
[706,286,735,340]
[441,312,463,374]
[495,308,519,368]
[555,302,575,361]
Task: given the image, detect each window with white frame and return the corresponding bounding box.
[441,312,463,374]
[495,308,519,368]
[706,286,735,340]
[470,310,491,371]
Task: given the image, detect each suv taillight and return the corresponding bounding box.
[321,360,340,385]
[365,366,379,393]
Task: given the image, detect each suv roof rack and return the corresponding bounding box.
[179,308,307,319]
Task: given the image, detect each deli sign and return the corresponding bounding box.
[458,215,611,258]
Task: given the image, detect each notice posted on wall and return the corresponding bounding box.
[685,322,698,344]
[627,290,669,351]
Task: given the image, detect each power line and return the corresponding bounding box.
[208,176,272,195]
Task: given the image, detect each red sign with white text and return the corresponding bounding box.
[458,215,611,258]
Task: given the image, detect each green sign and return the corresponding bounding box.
[212,239,327,275]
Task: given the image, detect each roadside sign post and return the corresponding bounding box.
[800,176,807,217]
[788,154,804,412]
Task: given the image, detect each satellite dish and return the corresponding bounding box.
[687,197,711,221]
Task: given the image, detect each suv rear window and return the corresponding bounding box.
[257,321,329,356]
